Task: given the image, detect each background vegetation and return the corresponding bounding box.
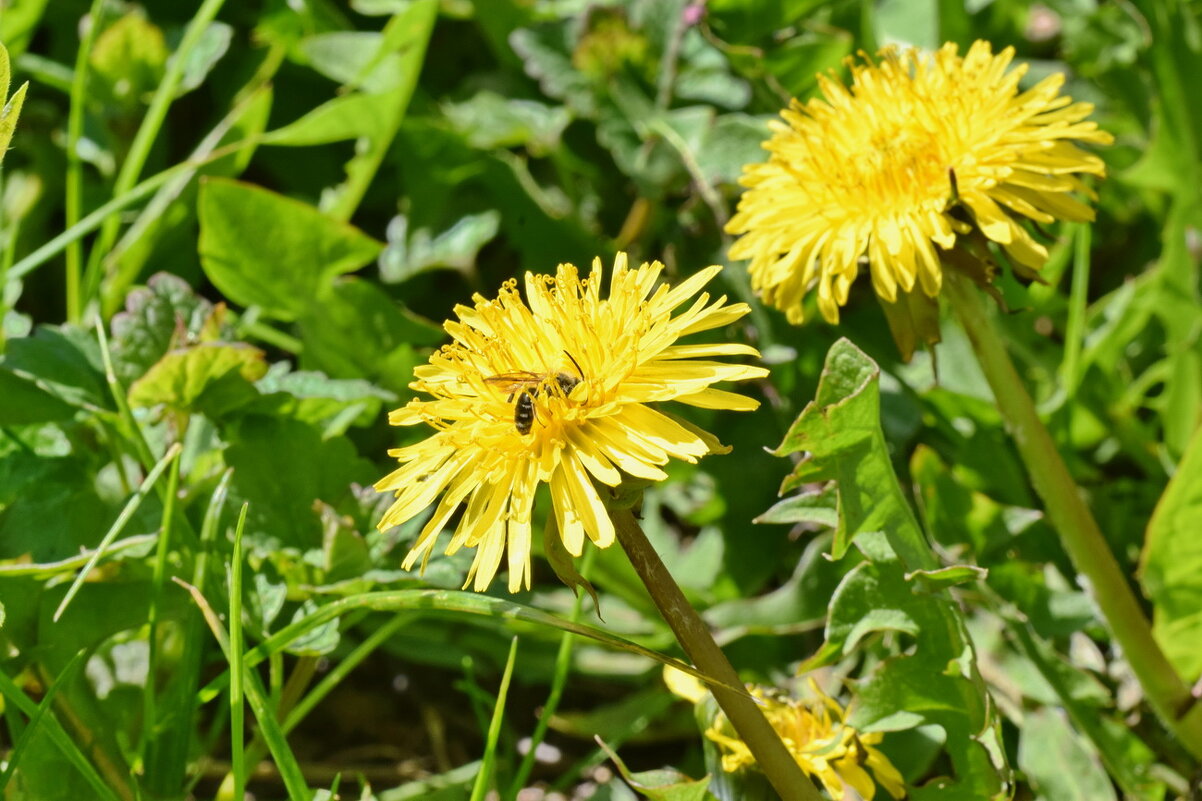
[0,0,1199,799]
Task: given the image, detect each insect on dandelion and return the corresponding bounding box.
[375,254,768,592]
[726,40,1112,351]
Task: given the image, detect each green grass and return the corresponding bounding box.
[1,1,1201,799]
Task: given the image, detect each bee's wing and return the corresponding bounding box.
[484,371,544,394]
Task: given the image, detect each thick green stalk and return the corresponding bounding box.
[944,270,1202,759]
[611,508,821,801]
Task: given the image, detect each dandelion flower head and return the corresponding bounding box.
[375,254,767,592]
[665,667,905,800]
[727,40,1113,324]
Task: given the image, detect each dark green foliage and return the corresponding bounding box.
[0,0,1199,799]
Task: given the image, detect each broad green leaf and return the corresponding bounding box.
[128,343,267,417]
[1140,424,1202,682]
[298,31,406,93]
[197,178,383,320]
[775,338,927,565]
[1,325,107,409]
[0,369,76,425]
[320,0,438,221]
[1017,709,1118,801]
[695,113,774,186]
[224,416,376,550]
[296,278,441,392]
[263,91,395,146]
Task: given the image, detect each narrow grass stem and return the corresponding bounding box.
[944,270,1202,759]
[611,508,821,801]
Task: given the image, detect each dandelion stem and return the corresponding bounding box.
[944,270,1202,760]
[611,507,822,801]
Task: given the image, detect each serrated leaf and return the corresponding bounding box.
[774,338,928,566]
[777,340,1010,798]
[378,211,501,283]
[1140,424,1202,682]
[128,342,267,417]
[252,363,395,430]
[443,91,570,154]
[197,178,383,320]
[753,484,837,526]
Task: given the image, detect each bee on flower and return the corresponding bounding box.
[375,254,768,592]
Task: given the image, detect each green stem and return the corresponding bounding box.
[944,270,1202,760]
[610,508,822,801]
[64,0,106,322]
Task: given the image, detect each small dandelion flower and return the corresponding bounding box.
[666,668,906,799]
[375,254,767,593]
[726,40,1112,327]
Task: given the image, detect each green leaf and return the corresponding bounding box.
[442,91,571,154]
[176,22,233,96]
[224,416,376,550]
[774,338,928,566]
[296,278,441,392]
[88,12,168,109]
[0,41,28,160]
[298,31,407,93]
[262,91,396,146]
[905,565,988,593]
[777,340,1010,798]
[110,272,227,385]
[753,483,837,527]
[378,211,501,283]
[1017,709,1118,801]
[197,178,383,320]
[1140,424,1202,682]
[0,369,76,425]
[128,342,268,417]
[1,325,108,410]
[252,363,395,431]
[599,736,715,801]
[695,113,773,186]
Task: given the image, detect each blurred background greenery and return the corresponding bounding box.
[0,0,1199,799]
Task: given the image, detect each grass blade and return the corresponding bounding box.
[52,442,181,622]
[470,637,519,801]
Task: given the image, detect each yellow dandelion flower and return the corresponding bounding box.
[375,254,768,593]
[700,679,906,800]
[726,40,1112,325]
